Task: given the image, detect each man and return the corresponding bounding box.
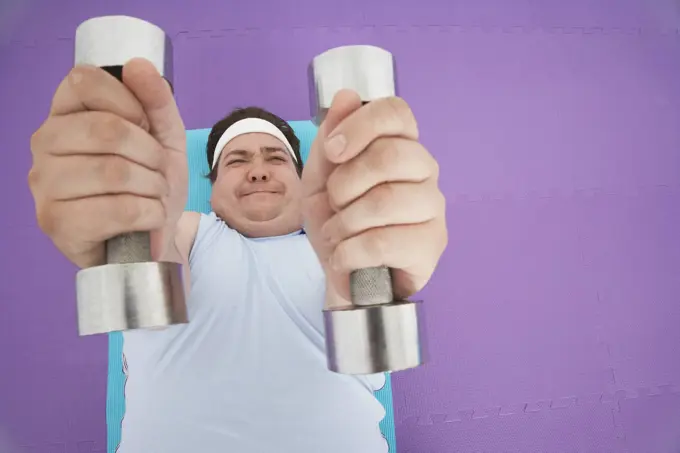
[28,58,447,452]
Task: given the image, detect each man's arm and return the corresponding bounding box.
[174,211,201,295]
[146,211,200,331]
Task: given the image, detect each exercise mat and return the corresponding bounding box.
[106,120,397,453]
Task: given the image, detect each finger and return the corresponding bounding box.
[322,181,444,244]
[50,65,150,131]
[31,111,165,171]
[38,194,166,244]
[323,96,419,164]
[318,89,363,139]
[329,221,430,271]
[122,58,186,154]
[329,218,447,297]
[33,154,168,201]
[302,89,362,199]
[326,137,438,210]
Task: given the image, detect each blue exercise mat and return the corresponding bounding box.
[106,120,397,453]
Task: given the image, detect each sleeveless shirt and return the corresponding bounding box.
[117,212,388,452]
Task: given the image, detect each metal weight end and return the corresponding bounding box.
[76,262,187,336]
[308,45,396,125]
[75,15,173,84]
[72,17,181,336]
[310,46,428,375]
[323,300,427,375]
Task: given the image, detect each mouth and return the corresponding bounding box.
[242,191,280,197]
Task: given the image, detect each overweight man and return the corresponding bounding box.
[28,58,448,452]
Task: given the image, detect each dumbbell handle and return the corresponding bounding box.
[106,232,152,264]
[99,65,153,265]
[349,259,394,307]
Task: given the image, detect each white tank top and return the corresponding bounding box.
[117,212,388,453]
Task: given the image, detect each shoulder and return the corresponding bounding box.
[178,211,202,237]
[176,211,238,263]
[183,212,245,266]
[175,211,202,263]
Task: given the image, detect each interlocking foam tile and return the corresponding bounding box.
[393,194,608,419]
[616,386,680,452]
[397,400,624,453]
[576,186,680,391]
[6,13,680,453]
[171,24,680,200]
[7,0,674,46]
[392,183,680,452]
[13,442,106,453]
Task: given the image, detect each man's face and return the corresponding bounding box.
[210,132,303,238]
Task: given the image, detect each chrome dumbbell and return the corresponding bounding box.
[309,45,428,374]
[74,16,187,336]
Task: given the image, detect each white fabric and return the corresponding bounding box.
[212,118,298,169]
[117,212,388,453]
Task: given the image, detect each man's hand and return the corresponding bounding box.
[302,90,448,308]
[28,59,188,268]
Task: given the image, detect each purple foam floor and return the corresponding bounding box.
[2,1,680,452]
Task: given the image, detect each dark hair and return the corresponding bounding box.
[206,107,303,182]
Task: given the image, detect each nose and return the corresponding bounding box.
[247,162,270,182]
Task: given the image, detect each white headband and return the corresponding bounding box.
[211,117,298,169]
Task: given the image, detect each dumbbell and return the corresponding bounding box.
[309,45,428,375]
[74,16,188,336]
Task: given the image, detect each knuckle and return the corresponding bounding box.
[326,171,350,210]
[326,176,342,209]
[385,95,409,114]
[332,211,350,239]
[382,96,414,129]
[333,240,349,268]
[145,145,165,171]
[89,112,129,148]
[117,196,164,229]
[414,143,439,180]
[68,65,99,91]
[430,154,440,180]
[368,137,395,170]
[150,172,168,197]
[65,200,92,231]
[35,202,58,237]
[68,65,89,85]
[98,155,131,188]
[30,119,55,155]
[29,129,43,154]
[369,137,436,182]
[366,183,395,216]
[116,196,144,225]
[27,167,40,191]
[367,229,390,258]
[432,189,446,216]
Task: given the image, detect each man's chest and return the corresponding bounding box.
[190,234,327,332]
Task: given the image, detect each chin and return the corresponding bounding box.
[244,209,282,223]
[241,219,291,239]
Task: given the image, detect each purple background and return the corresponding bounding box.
[3,0,680,452]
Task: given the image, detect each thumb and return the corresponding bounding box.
[122,58,186,154]
[121,58,188,263]
[317,89,362,140]
[303,89,361,197]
